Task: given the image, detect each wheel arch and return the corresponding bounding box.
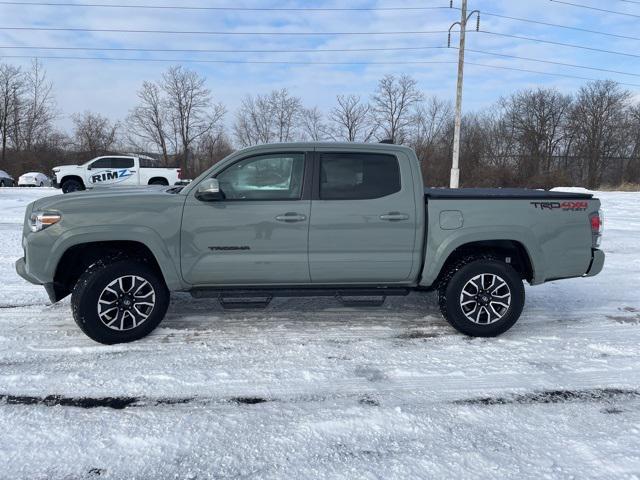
[49,230,185,301]
[148,177,169,185]
[60,175,85,188]
[421,234,541,288]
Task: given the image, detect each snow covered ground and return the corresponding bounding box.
[1,187,639,480]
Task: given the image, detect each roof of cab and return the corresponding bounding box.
[233,142,415,155]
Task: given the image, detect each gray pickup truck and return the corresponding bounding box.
[16,142,604,344]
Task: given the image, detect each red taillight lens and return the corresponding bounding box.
[177,168,182,180]
[589,210,603,248]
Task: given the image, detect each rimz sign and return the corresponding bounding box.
[90,169,133,185]
[530,201,589,211]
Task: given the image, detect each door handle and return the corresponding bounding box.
[379,212,409,222]
[275,212,307,223]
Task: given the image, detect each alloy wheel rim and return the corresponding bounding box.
[459,273,511,325]
[97,275,156,331]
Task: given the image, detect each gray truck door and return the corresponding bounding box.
[308,150,418,284]
[181,152,311,285]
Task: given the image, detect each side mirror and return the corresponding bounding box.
[195,178,224,201]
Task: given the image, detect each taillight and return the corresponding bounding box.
[589,210,604,248]
[177,168,182,180]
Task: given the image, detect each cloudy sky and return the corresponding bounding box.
[1,0,639,134]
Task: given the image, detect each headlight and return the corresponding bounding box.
[29,211,62,232]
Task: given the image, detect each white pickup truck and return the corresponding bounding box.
[52,155,182,193]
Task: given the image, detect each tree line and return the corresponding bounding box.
[1,60,639,188]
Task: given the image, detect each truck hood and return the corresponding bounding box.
[31,185,173,211]
[53,165,83,172]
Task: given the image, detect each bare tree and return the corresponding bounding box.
[234,94,272,147]
[161,66,226,173]
[195,130,234,172]
[18,59,56,152]
[300,106,326,141]
[270,88,302,142]
[327,94,375,142]
[127,81,173,163]
[569,80,631,189]
[0,63,24,166]
[624,104,640,184]
[499,88,572,181]
[233,88,302,147]
[371,74,423,144]
[72,111,119,157]
[411,96,453,153]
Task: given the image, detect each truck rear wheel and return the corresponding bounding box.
[71,260,169,344]
[438,258,525,337]
[149,178,169,186]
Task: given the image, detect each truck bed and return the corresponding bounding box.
[424,188,593,200]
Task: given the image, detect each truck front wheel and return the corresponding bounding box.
[71,260,170,344]
[61,178,85,193]
[438,259,525,337]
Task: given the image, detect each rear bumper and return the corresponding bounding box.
[585,249,605,277]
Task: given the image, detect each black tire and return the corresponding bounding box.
[438,258,525,337]
[39,181,43,187]
[0,180,4,187]
[71,260,170,344]
[61,178,84,194]
[149,179,168,186]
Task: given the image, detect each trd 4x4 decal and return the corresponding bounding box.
[90,169,133,184]
[530,201,589,211]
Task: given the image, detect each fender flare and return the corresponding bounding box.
[46,225,187,291]
[419,226,545,287]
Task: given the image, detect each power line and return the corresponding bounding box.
[0,26,449,36]
[481,30,640,59]
[464,48,640,78]
[0,1,452,11]
[0,54,458,66]
[5,43,637,79]
[2,53,638,87]
[549,0,640,18]
[478,11,640,42]
[0,44,449,54]
[464,62,640,87]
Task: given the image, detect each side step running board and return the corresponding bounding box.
[219,296,273,309]
[190,286,410,309]
[338,296,387,307]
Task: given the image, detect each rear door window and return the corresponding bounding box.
[90,157,134,169]
[319,153,401,200]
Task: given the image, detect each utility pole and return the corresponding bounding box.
[448,1,479,188]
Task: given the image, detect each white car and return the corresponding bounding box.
[18,172,51,187]
[0,170,15,187]
[52,155,182,194]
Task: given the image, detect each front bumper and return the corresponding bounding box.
[585,249,605,277]
[15,257,40,285]
[16,257,59,303]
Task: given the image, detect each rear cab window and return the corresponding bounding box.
[90,157,134,169]
[319,152,401,200]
